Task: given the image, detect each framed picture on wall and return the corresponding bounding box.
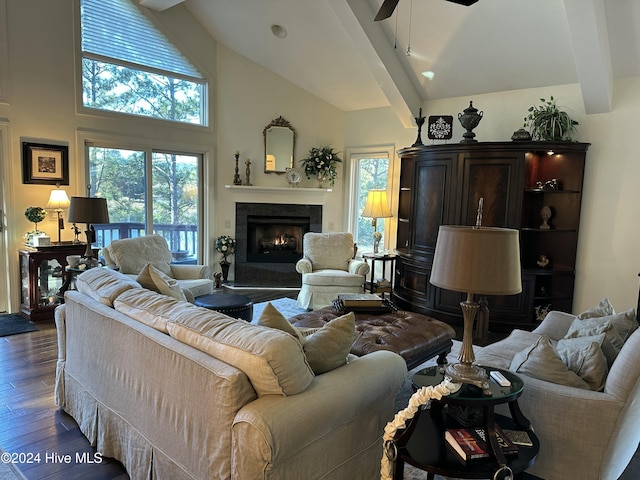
[22,141,69,185]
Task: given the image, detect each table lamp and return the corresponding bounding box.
[430,224,521,395]
[67,196,110,268]
[46,184,70,244]
[361,188,392,253]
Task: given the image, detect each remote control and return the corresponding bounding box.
[490,370,511,387]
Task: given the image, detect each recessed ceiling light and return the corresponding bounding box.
[271,24,287,39]
[421,71,435,80]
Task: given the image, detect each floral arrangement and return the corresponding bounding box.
[300,146,342,187]
[215,235,236,263]
[24,206,47,238]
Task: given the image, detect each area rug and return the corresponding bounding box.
[0,313,38,337]
[252,297,307,322]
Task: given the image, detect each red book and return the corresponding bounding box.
[445,424,518,462]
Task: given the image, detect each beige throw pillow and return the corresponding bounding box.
[564,317,623,367]
[302,312,356,374]
[510,336,590,390]
[255,303,304,342]
[137,264,187,302]
[577,298,615,319]
[256,304,356,375]
[556,335,609,391]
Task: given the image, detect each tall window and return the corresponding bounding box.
[350,150,391,253]
[80,0,206,125]
[88,144,201,261]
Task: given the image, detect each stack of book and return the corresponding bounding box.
[445,424,518,463]
[337,293,384,307]
[333,293,393,313]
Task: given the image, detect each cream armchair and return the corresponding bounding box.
[102,235,213,302]
[296,232,370,310]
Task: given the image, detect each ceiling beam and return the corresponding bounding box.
[329,0,424,128]
[138,0,184,12]
[563,0,613,114]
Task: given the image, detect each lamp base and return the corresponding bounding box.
[443,361,491,396]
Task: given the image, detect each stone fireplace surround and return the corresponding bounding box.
[234,202,322,287]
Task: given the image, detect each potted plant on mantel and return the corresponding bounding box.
[300,146,342,188]
[524,96,579,141]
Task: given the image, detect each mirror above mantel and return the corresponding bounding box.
[264,116,295,174]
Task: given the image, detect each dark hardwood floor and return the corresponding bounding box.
[1,287,638,479]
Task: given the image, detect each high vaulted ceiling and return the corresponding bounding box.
[142,0,640,127]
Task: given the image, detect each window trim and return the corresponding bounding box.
[0,0,9,104]
[75,0,210,128]
[78,130,211,264]
[345,145,398,254]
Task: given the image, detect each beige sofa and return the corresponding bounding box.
[473,304,640,480]
[54,268,407,480]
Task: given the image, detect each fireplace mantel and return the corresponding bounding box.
[225,185,332,193]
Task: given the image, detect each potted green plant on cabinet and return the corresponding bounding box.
[524,96,579,141]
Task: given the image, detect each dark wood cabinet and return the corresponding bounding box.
[393,141,589,331]
[19,243,87,321]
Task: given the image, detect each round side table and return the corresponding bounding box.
[393,365,539,479]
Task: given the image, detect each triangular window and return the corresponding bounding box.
[80,0,206,125]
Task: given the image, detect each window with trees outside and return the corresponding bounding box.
[350,151,391,254]
[88,145,201,262]
[80,0,206,125]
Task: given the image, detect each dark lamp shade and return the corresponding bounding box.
[67,197,110,225]
[430,225,522,296]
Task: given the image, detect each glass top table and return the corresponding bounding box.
[392,365,539,479]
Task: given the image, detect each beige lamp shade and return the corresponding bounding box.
[361,189,392,219]
[430,225,522,296]
[46,188,70,210]
[67,197,110,225]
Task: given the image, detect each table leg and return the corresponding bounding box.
[508,399,531,429]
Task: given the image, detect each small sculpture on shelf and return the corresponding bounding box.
[412,107,426,146]
[534,304,552,322]
[540,205,552,229]
[245,159,252,186]
[537,254,550,268]
[233,151,242,185]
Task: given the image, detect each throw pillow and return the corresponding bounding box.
[602,308,639,342]
[256,303,356,374]
[302,312,356,375]
[556,335,609,391]
[577,298,615,319]
[137,264,187,302]
[255,302,304,342]
[510,336,590,390]
[564,317,624,367]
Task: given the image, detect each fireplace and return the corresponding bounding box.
[235,203,322,287]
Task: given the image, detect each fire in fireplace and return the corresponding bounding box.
[247,216,308,263]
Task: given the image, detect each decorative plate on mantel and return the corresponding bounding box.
[285,167,302,187]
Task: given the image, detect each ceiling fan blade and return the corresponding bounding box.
[374,0,400,21]
[447,0,479,5]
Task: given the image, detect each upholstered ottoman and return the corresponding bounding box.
[194,293,253,322]
[288,308,456,369]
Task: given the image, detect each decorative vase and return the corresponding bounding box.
[458,101,483,143]
[220,261,230,283]
[316,173,327,188]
